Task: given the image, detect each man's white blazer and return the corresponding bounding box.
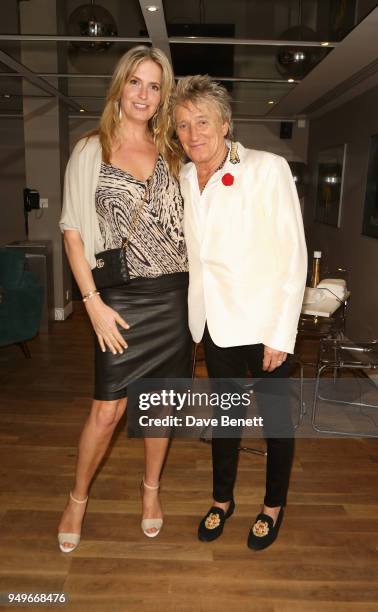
[179,142,307,354]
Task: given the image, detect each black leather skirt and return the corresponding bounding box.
[94,272,191,401]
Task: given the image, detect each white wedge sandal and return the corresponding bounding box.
[141,479,163,538]
[58,491,88,553]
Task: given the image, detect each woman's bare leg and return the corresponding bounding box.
[142,437,170,534]
[58,397,127,549]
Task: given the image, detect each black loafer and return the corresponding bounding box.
[198,500,235,542]
[247,507,284,551]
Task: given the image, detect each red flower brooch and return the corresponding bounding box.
[222,173,234,186]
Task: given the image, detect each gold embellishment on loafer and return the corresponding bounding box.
[230,141,240,165]
[252,519,270,537]
[205,512,221,530]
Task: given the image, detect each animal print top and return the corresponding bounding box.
[95,155,188,278]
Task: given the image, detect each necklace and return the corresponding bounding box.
[199,147,229,193]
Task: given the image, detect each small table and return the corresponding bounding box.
[298,289,350,341]
[301,289,350,318]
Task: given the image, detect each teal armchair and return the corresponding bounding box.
[0,248,43,357]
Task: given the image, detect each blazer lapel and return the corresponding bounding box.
[181,174,201,248]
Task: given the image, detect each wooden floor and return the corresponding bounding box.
[0,305,377,612]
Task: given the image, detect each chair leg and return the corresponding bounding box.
[18,342,31,358]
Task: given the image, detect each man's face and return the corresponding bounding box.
[175,99,229,167]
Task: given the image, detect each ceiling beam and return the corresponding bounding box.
[0,72,299,84]
[0,49,84,112]
[0,113,297,122]
[138,1,171,63]
[50,114,300,122]
[0,34,337,48]
[0,35,150,43]
[169,38,336,48]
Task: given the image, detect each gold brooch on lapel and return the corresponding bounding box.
[252,519,270,537]
[230,141,240,165]
[205,512,221,530]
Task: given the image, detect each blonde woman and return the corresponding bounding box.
[58,46,190,552]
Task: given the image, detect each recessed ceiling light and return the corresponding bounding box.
[147,5,159,11]
[268,100,275,105]
[288,78,295,83]
[321,41,329,46]
[79,108,85,113]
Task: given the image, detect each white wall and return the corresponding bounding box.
[234,120,308,161]
[0,118,26,246]
[0,1,26,246]
[305,85,378,341]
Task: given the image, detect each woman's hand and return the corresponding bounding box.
[85,295,129,354]
[263,345,287,372]
[61,231,129,354]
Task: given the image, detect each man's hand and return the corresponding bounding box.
[263,345,287,372]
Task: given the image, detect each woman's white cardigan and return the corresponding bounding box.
[59,136,104,269]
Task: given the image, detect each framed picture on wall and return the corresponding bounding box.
[362,134,378,239]
[315,144,347,227]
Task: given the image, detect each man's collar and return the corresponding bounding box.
[180,141,245,180]
[179,158,196,180]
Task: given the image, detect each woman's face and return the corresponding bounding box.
[175,99,229,167]
[120,59,162,124]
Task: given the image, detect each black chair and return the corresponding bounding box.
[0,248,43,357]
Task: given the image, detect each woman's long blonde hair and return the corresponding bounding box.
[87,46,180,176]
